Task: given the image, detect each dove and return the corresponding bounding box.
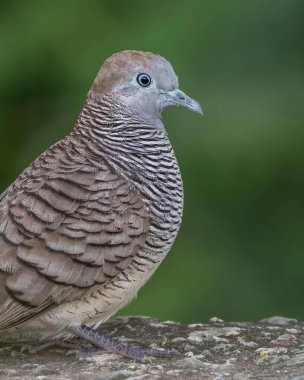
[0,50,202,360]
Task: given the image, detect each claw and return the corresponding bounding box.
[69,324,170,362]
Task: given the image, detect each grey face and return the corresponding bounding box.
[90,50,202,124]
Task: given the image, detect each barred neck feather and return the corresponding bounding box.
[71,94,183,228]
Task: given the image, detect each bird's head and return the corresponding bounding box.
[89,50,202,127]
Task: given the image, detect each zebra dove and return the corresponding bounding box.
[0,51,202,360]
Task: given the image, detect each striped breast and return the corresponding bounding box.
[79,96,184,268]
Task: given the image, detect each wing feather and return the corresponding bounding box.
[0,142,149,331]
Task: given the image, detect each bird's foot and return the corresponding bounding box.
[69,324,171,363]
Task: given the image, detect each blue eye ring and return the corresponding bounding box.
[136,73,152,87]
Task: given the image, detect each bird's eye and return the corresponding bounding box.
[136,73,152,87]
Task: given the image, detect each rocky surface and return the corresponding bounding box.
[1,316,304,379]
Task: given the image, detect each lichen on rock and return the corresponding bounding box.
[1,315,304,379]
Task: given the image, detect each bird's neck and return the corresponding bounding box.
[70,95,183,229]
[78,94,165,132]
[74,95,167,149]
[72,95,176,186]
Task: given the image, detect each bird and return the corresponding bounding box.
[0,50,202,360]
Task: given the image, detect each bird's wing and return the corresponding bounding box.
[0,142,150,331]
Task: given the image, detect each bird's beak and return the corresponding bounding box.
[164,89,203,115]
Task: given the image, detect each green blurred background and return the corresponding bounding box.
[0,0,303,324]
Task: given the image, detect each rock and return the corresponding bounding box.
[209,317,225,326]
[1,315,304,379]
[259,316,298,326]
[270,334,298,346]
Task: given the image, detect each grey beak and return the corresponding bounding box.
[164,89,203,115]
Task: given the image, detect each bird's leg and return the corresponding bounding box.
[69,324,171,362]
